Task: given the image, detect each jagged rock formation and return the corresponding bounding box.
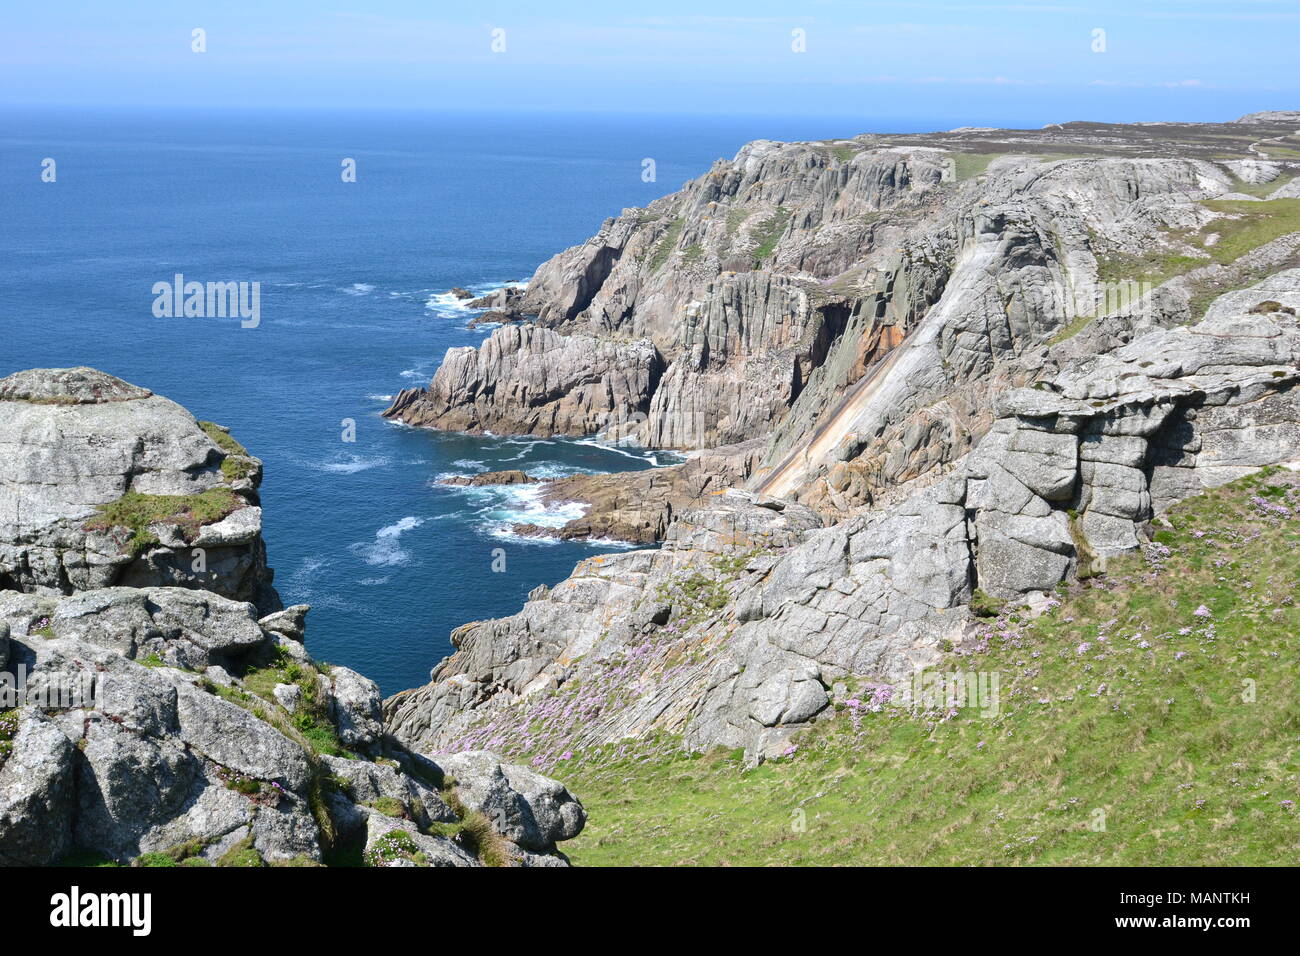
[384,325,663,438]
[0,367,279,613]
[515,440,766,543]
[387,304,1300,762]
[385,114,1300,502]
[383,114,1300,765]
[439,469,537,487]
[0,370,585,867]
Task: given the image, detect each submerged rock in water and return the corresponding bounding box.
[439,469,539,487]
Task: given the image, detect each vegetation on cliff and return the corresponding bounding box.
[554,470,1300,865]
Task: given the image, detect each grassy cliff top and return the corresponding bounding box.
[556,467,1300,866]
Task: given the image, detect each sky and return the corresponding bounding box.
[2,0,1297,126]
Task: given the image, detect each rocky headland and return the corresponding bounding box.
[0,369,584,867]
[8,112,1300,867]
[385,113,1300,766]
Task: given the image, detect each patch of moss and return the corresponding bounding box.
[648,217,685,271]
[216,836,265,868]
[198,420,248,457]
[84,487,243,557]
[969,588,1005,619]
[751,208,790,262]
[369,796,408,818]
[220,456,255,482]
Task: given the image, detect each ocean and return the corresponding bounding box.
[0,106,938,694]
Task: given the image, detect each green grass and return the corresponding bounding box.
[1047,311,1102,345]
[198,420,248,457]
[1255,145,1300,161]
[751,208,790,262]
[1097,197,1300,290]
[648,218,685,271]
[1228,173,1297,199]
[216,836,265,868]
[952,153,1001,181]
[554,470,1300,866]
[236,647,353,759]
[0,709,18,769]
[369,796,408,818]
[83,487,243,556]
[200,420,256,482]
[1201,197,1300,262]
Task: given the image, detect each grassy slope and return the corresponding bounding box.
[1097,198,1300,289]
[555,470,1300,866]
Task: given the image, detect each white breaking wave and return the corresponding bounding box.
[451,458,488,472]
[489,485,587,528]
[310,453,391,475]
[571,438,675,467]
[284,556,358,611]
[423,280,529,321]
[351,516,426,567]
[434,479,589,542]
[525,462,595,480]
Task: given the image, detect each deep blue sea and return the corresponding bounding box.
[0,107,939,694]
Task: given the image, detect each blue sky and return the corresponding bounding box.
[3,1,1297,125]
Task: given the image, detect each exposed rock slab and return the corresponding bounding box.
[387,307,1300,762]
[0,368,279,612]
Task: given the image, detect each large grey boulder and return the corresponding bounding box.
[0,712,77,866]
[45,587,265,669]
[437,751,586,852]
[0,367,279,613]
[324,666,384,755]
[0,582,587,866]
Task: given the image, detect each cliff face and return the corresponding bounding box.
[0,367,280,614]
[385,115,1300,492]
[381,114,1300,766]
[0,370,585,867]
[387,300,1300,764]
[385,326,664,438]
